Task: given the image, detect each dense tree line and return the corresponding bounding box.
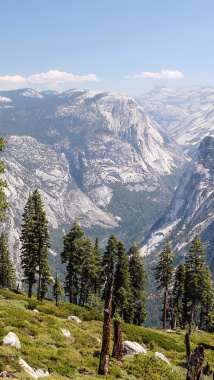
[61,221,147,325]
[154,235,214,333]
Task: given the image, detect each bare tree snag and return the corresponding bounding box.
[185,333,191,366]
[186,345,204,380]
[98,266,114,375]
[112,319,122,360]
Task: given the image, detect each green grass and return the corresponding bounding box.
[0,287,214,379]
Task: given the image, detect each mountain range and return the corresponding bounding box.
[0,86,214,278]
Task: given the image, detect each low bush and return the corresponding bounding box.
[122,323,184,352]
[124,354,175,379]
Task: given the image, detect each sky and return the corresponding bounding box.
[0,0,214,96]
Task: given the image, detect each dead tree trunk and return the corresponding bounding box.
[112,319,122,360]
[98,266,114,375]
[186,345,204,380]
[185,333,191,367]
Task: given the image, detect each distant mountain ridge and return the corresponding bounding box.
[140,136,214,271]
[137,86,214,156]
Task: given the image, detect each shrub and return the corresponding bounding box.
[124,354,175,379]
[0,300,28,310]
[122,323,184,352]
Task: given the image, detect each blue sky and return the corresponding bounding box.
[0,0,214,95]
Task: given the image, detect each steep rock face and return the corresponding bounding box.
[137,86,214,156]
[53,90,185,188]
[0,135,118,278]
[140,136,214,269]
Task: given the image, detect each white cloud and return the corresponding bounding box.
[125,69,184,79]
[0,70,100,90]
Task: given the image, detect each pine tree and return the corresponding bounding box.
[61,219,84,304]
[32,189,52,301]
[184,234,207,333]
[20,189,52,300]
[113,240,132,321]
[129,239,147,325]
[53,274,64,306]
[0,233,16,288]
[154,242,176,329]
[173,262,186,327]
[20,194,37,298]
[92,237,102,295]
[0,138,10,220]
[102,234,118,276]
[79,237,95,306]
[199,266,214,329]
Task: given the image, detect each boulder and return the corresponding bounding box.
[3,332,21,349]
[154,352,170,365]
[35,369,50,377]
[166,329,174,333]
[67,316,81,323]
[33,309,39,313]
[19,358,49,379]
[60,328,71,338]
[122,341,147,356]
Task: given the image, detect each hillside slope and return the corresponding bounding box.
[1,287,214,379]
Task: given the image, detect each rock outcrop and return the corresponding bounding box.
[122,341,147,356]
[3,332,21,349]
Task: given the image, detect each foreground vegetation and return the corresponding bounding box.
[0,288,214,379]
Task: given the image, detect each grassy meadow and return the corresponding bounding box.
[0,287,214,379]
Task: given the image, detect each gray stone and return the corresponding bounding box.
[122,341,147,356]
[33,309,39,313]
[3,332,21,349]
[154,352,170,365]
[19,358,49,379]
[67,316,81,323]
[166,329,174,333]
[60,328,71,338]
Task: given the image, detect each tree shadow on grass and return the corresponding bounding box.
[198,342,214,351]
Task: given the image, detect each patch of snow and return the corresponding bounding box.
[0,96,12,102]
[22,89,43,98]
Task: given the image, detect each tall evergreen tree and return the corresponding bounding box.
[129,239,147,325]
[20,194,37,298]
[184,234,207,333]
[154,242,176,329]
[0,233,16,287]
[102,234,118,275]
[199,266,214,329]
[92,237,102,295]
[20,189,52,300]
[113,240,133,321]
[53,274,64,306]
[79,237,95,306]
[173,262,186,327]
[61,219,84,304]
[0,138,10,220]
[32,189,51,301]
